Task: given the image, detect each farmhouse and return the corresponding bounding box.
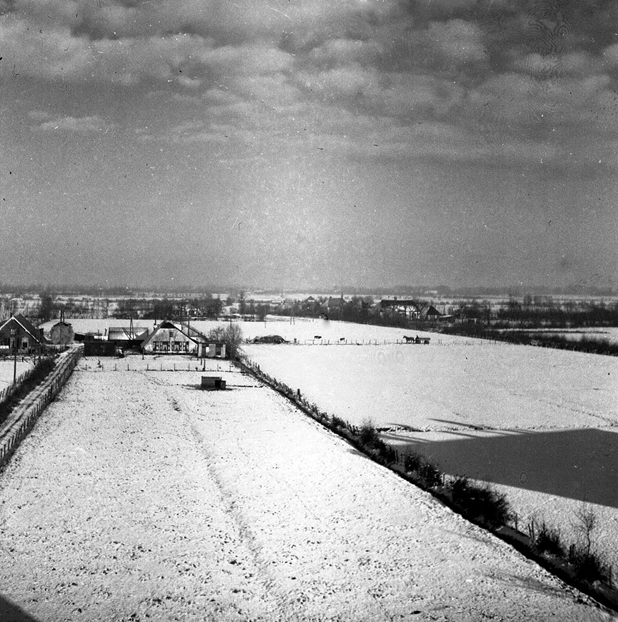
[379,298,420,320]
[141,321,227,358]
[418,303,442,322]
[141,321,199,354]
[0,314,45,353]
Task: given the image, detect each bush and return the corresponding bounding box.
[568,545,606,583]
[403,452,423,473]
[359,419,380,447]
[417,462,443,489]
[449,476,511,529]
[330,415,346,430]
[535,522,564,557]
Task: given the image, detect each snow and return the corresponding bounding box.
[241,321,618,575]
[0,356,611,621]
[0,359,34,390]
[243,342,618,431]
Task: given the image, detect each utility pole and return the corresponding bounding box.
[11,327,17,385]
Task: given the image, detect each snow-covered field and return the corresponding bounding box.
[39,317,457,345]
[240,321,618,574]
[0,357,611,621]
[32,317,618,576]
[0,359,34,390]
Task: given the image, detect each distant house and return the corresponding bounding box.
[0,314,45,353]
[107,326,149,349]
[418,304,442,322]
[49,321,74,345]
[379,299,420,320]
[140,321,227,358]
[141,321,199,355]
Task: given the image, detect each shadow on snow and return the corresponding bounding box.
[381,424,618,509]
[0,595,40,622]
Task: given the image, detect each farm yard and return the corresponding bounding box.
[0,357,612,621]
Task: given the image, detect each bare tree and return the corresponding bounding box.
[573,503,598,557]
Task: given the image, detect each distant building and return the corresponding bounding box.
[379,298,420,320]
[0,314,45,353]
[107,326,149,349]
[141,321,199,355]
[49,321,74,345]
[140,321,227,358]
[418,304,442,322]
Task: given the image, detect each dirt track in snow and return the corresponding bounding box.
[0,358,614,621]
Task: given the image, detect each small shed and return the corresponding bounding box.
[201,376,226,390]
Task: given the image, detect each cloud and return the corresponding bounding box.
[31,113,112,132]
[427,19,487,64]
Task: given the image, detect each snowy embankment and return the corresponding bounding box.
[243,329,618,576]
[0,358,611,621]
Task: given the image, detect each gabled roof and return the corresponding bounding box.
[0,314,44,344]
[418,304,442,319]
[141,321,201,350]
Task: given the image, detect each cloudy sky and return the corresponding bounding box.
[1,0,617,290]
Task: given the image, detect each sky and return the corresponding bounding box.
[1,0,617,291]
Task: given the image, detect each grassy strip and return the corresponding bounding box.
[236,353,618,613]
[0,358,56,426]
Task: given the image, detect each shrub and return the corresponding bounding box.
[330,415,346,430]
[403,452,423,473]
[417,462,443,489]
[359,419,380,447]
[379,444,399,465]
[535,522,564,557]
[449,476,511,529]
[568,545,606,583]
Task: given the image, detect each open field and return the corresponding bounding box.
[0,356,612,621]
[240,321,618,574]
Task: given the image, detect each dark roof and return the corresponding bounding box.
[0,314,44,343]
